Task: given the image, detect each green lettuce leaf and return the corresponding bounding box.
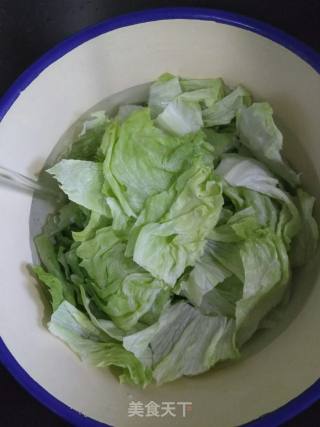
[34,234,76,305]
[179,245,232,306]
[203,86,251,127]
[132,162,223,285]
[72,211,109,242]
[216,154,301,247]
[180,77,224,96]
[117,105,143,122]
[156,97,203,136]
[68,111,107,161]
[80,287,129,341]
[76,227,170,330]
[148,74,182,117]
[204,128,237,159]
[102,109,209,217]
[43,202,88,237]
[47,160,110,217]
[49,301,152,387]
[76,227,136,289]
[290,189,319,267]
[235,232,290,345]
[237,102,299,187]
[32,266,64,311]
[123,302,239,385]
[200,276,243,317]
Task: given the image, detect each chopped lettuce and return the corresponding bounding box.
[123,302,238,384]
[148,74,182,117]
[47,160,110,217]
[49,301,152,387]
[156,97,203,136]
[203,86,251,127]
[32,73,318,388]
[237,102,299,187]
[290,189,319,267]
[132,161,223,284]
[101,108,210,217]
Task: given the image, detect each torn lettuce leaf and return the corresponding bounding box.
[117,105,143,122]
[179,245,232,307]
[49,301,152,387]
[290,189,319,267]
[203,86,251,127]
[123,302,239,385]
[216,154,301,247]
[235,232,290,346]
[132,162,223,285]
[148,74,182,117]
[237,102,299,187]
[47,160,110,217]
[180,77,224,97]
[102,108,211,217]
[156,97,203,136]
[67,111,107,161]
[32,266,64,312]
[76,227,169,331]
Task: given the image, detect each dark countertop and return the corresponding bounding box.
[0,1,319,426]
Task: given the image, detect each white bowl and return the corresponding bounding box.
[0,8,320,427]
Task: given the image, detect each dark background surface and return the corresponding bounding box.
[0,1,319,426]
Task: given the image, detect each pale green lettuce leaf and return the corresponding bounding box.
[49,301,152,387]
[216,154,301,246]
[179,246,232,306]
[117,105,143,122]
[43,202,88,237]
[47,160,110,216]
[179,80,225,109]
[124,302,238,384]
[241,188,279,230]
[235,233,290,345]
[206,240,244,281]
[76,227,137,289]
[203,86,251,127]
[209,213,260,243]
[68,112,107,161]
[133,163,223,285]
[79,111,106,137]
[290,189,319,267]
[139,289,171,326]
[237,102,299,187]
[34,234,76,305]
[32,266,64,312]
[76,227,169,330]
[156,97,203,136]
[72,212,109,242]
[102,108,207,216]
[208,211,291,345]
[103,273,169,331]
[148,74,182,117]
[180,78,225,96]
[204,128,237,159]
[216,154,279,193]
[200,276,243,317]
[106,197,131,233]
[80,287,128,341]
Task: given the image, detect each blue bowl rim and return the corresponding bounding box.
[0,7,319,427]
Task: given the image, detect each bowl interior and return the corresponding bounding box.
[0,17,320,427]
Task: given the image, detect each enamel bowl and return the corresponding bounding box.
[0,8,320,427]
